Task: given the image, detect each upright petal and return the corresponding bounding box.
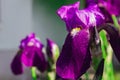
[19,33,36,49]
[57,1,105,32]
[11,50,23,75]
[86,0,97,6]
[57,1,80,31]
[56,28,91,79]
[57,1,80,20]
[76,4,105,28]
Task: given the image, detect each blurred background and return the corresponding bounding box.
[0,0,120,80]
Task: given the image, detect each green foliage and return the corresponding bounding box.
[31,67,37,80]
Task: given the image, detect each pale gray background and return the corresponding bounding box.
[0,0,66,79]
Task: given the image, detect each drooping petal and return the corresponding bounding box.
[100,24,120,62]
[33,48,48,72]
[56,28,91,79]
[21,46,37,66]
[11,50,23,75]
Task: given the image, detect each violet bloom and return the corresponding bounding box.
[57,1,120,79]
[87,0,120,62]
[97,0,120,16]
[56,1,105,79]
[90,0,120,23]
[47,38,59,63]
[11,33,47,75]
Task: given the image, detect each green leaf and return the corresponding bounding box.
[31,67,37,80]
[102,45,115,80]
[99,30,108,59]
[111,15,120,30]
[93,59,104,80]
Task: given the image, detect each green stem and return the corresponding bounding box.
[111,15,120,31]
[100,30,114,80]
[102,45,114,80]
[85,72,89,80]
[47,71,56,80]
[47,63,56,80]
[99,30,108,59]
[31,67,37,80]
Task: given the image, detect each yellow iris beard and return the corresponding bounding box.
[71,27,81,36]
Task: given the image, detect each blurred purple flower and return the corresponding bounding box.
[47,38,59,63]
[47,39,54,58]
[88,0,120,23]
[11,33,47,75]
[56,1,105,79]
[97,0,120,16]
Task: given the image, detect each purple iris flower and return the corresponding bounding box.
[90,0,120,23]
[57,1,105,32]
[97,0,120,16]
[86,0,120,63]
[11,33,47,75]
[47,39,54,59]
[56,1,105,79]
[47,38,59,63]
[56,1,120,79]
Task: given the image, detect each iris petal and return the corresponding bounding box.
[47,38,55,58]
[57,1,105,32]
[98,0,120,16]
[76,5,105,28]
[100,24,120,62]
[33,49,48,72]
[57,2,80,32]
[11,33,48,74]
[56,29,91,79]
[47,38,60,63]
[21,47,36,66]
[57,1,80,20]
[11,50,23,75]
